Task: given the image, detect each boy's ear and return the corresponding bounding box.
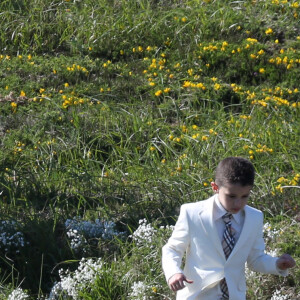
[211,182,219,192]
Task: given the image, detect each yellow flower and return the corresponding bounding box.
[265,28,273,35]
[183,81,191,88]
[64,83,69,88]
[155,90,163,97]
[222,41,228,47]
[246,38,258,43]
[20,90,26,97]
[181,17,187,22]
[257,49,265,55]
[259,68,265,73]
[164,87,171,93]
[276,184,283,193]
[214,83,221,90]
[187,69,194,76]
[150,146,156,151]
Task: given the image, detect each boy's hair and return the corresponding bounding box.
[215,157,255,187]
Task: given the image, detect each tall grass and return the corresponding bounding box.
[0,0,299,298]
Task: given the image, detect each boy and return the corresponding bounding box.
[162,157,295,300]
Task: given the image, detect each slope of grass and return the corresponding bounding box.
[0,0,299,299]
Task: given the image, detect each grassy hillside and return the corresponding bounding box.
[0,0,299,299]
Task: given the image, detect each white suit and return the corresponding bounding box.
[162,195,286,300]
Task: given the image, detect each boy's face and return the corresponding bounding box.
[211,182,252,214]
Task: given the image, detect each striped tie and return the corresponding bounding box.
[221,212,235,299]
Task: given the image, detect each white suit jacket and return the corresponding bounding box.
[162,195,286,300]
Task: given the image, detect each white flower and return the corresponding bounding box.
[270,288,290,300]
[0,220,28,251]
[128,281,154,300]
[263,222,281,240]
[65,217,124,253]
[7,288,29,300]
[48,257,104,300]
[130,219,157,246]
[265,248,279,257]
[245,265,256,280]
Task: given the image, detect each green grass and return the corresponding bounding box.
[0,0,299,299]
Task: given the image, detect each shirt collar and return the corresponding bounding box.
[214,195,242,224]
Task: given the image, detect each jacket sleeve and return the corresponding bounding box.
[246,212,288,276]
[162,204,190,282]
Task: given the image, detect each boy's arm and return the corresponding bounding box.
[247,213,295,276]
[162,204,190,282]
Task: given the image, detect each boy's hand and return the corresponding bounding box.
[168,273,193,292]
[276,254,296,270]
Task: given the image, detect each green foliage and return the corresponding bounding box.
[0,0,299,298]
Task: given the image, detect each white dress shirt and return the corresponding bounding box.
[214,195,245,243]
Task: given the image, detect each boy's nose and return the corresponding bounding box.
[233,199,242,207]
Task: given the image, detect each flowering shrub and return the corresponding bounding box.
[0,220,27,253]
[130,218,157,247]
[0,0,299,298]
[264,222,282,241]
[270,288,290,300]
[65,217,124,253]
[7,288,29,300]
[48,257,104,299]
[128,281,156,300]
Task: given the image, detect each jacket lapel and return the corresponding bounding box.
[227,205,251,260]
[198,196,225,259]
